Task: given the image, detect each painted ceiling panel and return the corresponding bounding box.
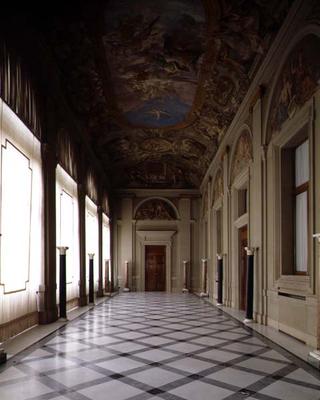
[37,0,293,189]
[103,0,206,129]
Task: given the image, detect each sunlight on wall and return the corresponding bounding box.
[1,141,32,293]
[85,196,99,292]
[56,165,80,303]
[0,99,43,324]
[103,213,111,287]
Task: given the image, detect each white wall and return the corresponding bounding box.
[0,99,43,327]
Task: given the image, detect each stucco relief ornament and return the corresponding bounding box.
[212,169,223,206]
[140,138,172,153]
[202,187,209,217]
[269,36,320,136]
[135,199,175,220]
[231,132,253,183]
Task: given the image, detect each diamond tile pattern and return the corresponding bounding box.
[1,292,320,400]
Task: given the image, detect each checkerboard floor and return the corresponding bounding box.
[1,292,320,400]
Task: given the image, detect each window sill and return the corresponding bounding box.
[277,274,312,294]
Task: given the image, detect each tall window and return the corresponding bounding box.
[216,209,222,255]
[85,196,99,292]
[56,165,80,302]
[103,214,111,287]
[0,99,43,311]
[294,140,309,274]
[281,136,309,275]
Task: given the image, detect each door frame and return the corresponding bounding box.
[145,245,166,291]
[239,225,248,311]
[231,168,250,309]
[136,230,176,292]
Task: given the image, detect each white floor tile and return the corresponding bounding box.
[208,367,263,388]
[169,380,233,400]
[197,349,240,362]
[79,380,143,400]
[136,349,176,362]
[50,366,105,387]
[167,358,214,373]
[259,380,320,400]
[238,357,287,374]
[0,367,27,382]
[130,367,183,386]
[96,357,145,373]
[0,379,53,400]
[286,368,320,386]
[25,356,77,372]
[163,342,204,354]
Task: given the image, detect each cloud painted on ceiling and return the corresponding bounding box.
[103,0,206,128]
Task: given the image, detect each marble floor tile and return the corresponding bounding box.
[0,292,319,400]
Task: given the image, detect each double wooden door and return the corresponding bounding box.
[239,226,248,311]
[145,245,166,291]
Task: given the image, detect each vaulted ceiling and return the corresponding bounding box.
[36,0,292,189]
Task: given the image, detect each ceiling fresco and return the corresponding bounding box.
[37,0,293,189]
[103,0,206,128]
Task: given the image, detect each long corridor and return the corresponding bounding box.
[1,293,320,400]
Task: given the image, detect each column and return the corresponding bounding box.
[97,206,104,297]
[39,143,58,324]
[57,246,69,320]
[105,259,110,294]
[200,258,209,297]
[110,257,115,293]
[78,183,87,306]
[216,254,223,306]
[0,343,6,364]
[0,285,6,361]
[123,260,130,292]
[309,234,320,368]
[182,260,189,293]
[88,253,95,304]
[244,247,254,323]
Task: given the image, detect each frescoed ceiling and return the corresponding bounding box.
[36,0,293,189]
[103,0,206,129]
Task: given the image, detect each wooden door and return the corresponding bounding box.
[239,226,248,310]
[145,245,166,291]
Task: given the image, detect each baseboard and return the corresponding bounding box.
[0,311,39,342]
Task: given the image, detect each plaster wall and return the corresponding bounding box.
[114,192,200,293]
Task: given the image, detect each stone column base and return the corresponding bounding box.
[123,288,130,292]
[308,350,320,369]
[0,349,7,365]
[200,292,209,298]
[38,308,58,325]
[182,288,189,293]
[97,289,104,298]
[79,295,88,307]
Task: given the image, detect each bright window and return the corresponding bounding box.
[0,141,32,293]
[85,196,99,291]
[294,140,309,273]
[56,165,80,302]
[103,214,111,287]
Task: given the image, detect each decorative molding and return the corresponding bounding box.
[136,230,176,242]
[234,213,249,229]
[211,168,223,207]
[0,139,33,294]
[136,230,176,292]
[249,85,265,114]
[230,130,253,184]
[134,197,179,220]
[267,34,320,142]
[202,185,209,218]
